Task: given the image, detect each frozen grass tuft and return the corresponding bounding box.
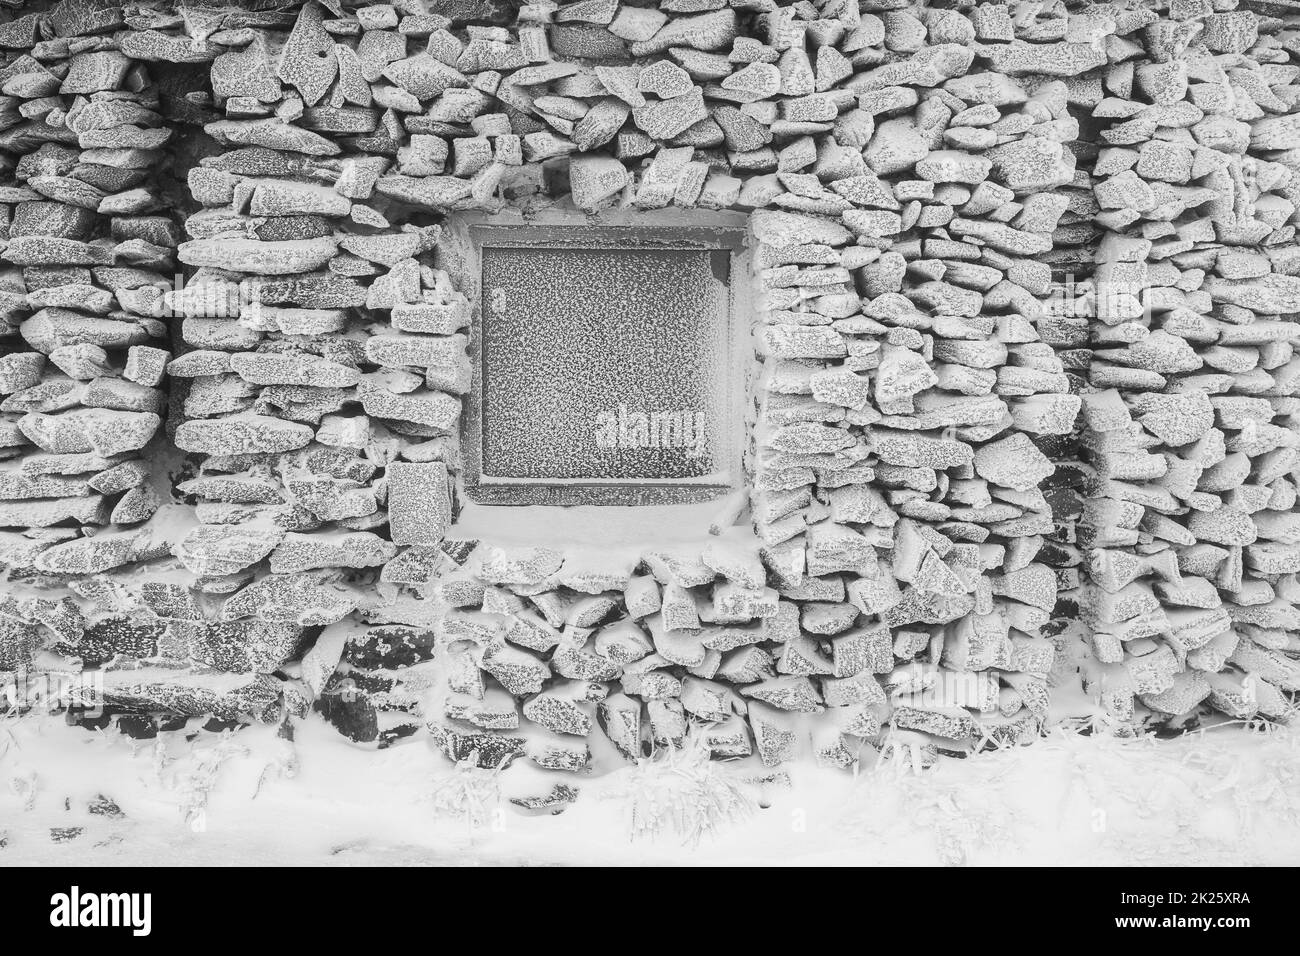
[1178,719,1300,834]
[845,738,1018,866]
[153,729,249,832]
[1,706,42,813]
[253,731,300,800]
[426,751,504,831]
[837,718,1300,865]
[602,732,756,846]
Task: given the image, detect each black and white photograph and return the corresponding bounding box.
[0,0,1294,904]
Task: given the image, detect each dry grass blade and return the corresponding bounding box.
[427,750,505,831]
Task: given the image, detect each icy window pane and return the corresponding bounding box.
[480,244,730,482]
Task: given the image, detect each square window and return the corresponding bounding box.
[454,214,749,507]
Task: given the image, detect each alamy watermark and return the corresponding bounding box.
[1,667,104,719]
[593,403,708,457]
[49,887,151,936]
[891,670,997,710]
[1046,274,1153,321]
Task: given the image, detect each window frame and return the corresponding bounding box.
[441,206,752,507]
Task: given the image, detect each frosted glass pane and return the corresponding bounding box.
[480,245,729,481]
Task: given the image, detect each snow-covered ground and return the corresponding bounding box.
[3,712,1300,867]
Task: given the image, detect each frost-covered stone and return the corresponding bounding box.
[387,462,452,545]
[174,525,285,577]
[178,237,338,275]
[175,416,314,455]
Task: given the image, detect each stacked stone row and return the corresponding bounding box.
[743,3,1107,763]
[155,3,467,732]
[1081,1,1300,726]
[0,2,358,729]
[0,2,187,700]
[0,5,177,574]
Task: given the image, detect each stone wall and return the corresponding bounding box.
[1080,6,1300,723]
[0,0,1297,800]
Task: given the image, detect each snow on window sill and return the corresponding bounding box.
[450,500,754,549]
